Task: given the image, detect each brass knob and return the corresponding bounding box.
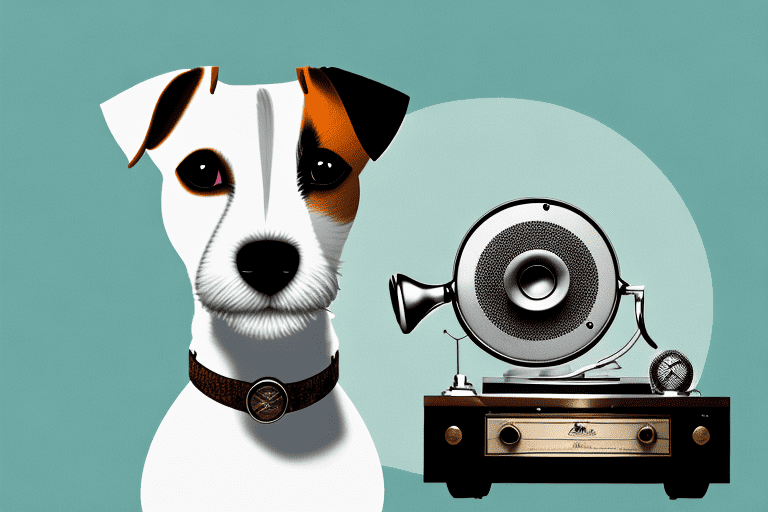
[692,426,710,445]
[499,425,521,445]
[445,426,462,445]
[637,425,656,445]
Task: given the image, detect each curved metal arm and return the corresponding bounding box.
[619,278,658,349]
[535,279,657,380]
[535,329,642,379]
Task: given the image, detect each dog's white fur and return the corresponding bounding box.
[102,67,385,511]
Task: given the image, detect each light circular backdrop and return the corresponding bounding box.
[335,98,712,474]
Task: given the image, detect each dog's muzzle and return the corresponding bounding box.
[189,350,339,423]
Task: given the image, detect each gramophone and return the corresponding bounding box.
[389,198,729,499]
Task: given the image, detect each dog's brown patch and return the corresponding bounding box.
[296,67,370,224]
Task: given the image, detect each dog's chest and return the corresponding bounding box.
[141,383,384,511]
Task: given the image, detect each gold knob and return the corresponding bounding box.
[499,425,521,445]
[445,426,462,445]
[692,426,710,445]
[637,425,656,445]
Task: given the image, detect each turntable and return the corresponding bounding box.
[389,198,729,500]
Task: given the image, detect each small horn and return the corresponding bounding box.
[389,274,454,334]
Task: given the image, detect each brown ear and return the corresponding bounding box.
[297,67,409,161]
[210,66,219,94]
[127,68,204,167]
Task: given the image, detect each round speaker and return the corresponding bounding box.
[390,198,622,367]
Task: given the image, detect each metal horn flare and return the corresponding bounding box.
[389,274,454,334]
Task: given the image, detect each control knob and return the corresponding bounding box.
[499,425,521,445]
[637,425,656,445]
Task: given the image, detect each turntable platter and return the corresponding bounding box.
[482,376,653,394]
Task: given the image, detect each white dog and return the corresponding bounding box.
[101,66,408,511]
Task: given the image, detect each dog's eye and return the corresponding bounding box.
[301,148,352,189]
[176,150,231,195]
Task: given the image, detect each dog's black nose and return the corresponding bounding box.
[236,240,300,295]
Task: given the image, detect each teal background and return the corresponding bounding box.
[1,1,765,510]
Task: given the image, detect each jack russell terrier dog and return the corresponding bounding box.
[101,66,408,511]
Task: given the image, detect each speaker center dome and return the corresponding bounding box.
[519,265,556,299]
[502,249,571,313]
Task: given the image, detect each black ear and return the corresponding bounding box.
[320,67,409,161]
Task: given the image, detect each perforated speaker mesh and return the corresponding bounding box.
[474,221,598,341]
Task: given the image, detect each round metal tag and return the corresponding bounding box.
[245,378,289,423]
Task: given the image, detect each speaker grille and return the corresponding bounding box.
[474,221,598,341]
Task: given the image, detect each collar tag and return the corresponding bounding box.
[245,378,289,423]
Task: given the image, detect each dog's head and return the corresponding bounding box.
[102,66,408,339]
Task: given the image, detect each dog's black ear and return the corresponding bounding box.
[320,67,409,161]
[101,67,218,168]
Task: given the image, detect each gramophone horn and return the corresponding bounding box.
[389,198,625,367]
[389,274,454,334]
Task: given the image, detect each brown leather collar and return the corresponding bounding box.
[189,350,339,423]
